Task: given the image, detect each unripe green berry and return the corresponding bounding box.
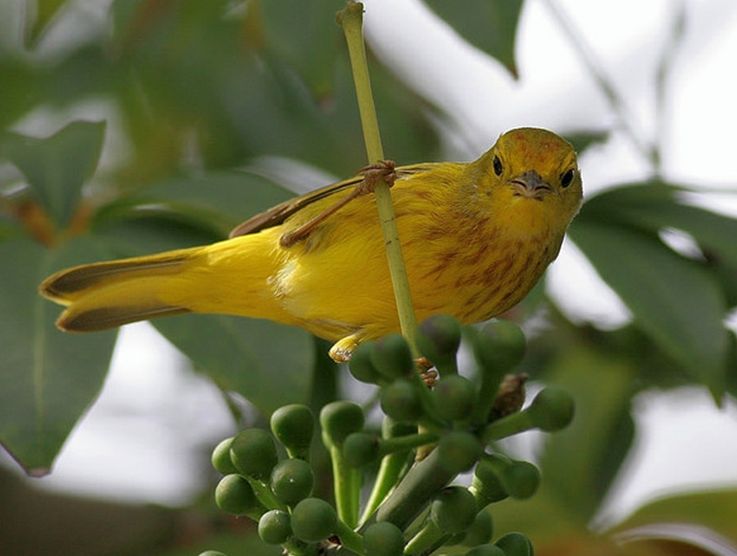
[432,375,477,421]
[258,510,292,545]
[473,320,526,374]
[380,378,423,422]
[270,404,314,455]
[343,432,381,467]
[417,315,462,359]
[290,498,337,542]
[211,437,238,475]
[496,532,534,556]
[215,474,259,516]
[349,341,382,384]
[370,333,414,379]
[465,545,506,556]
[526,388,574,431]
[437,431,483,473]
[229,429,278,481]
[199,551,228,556]
[431,486,478,534]
[320,401,365,446]
[472,459,508,505]
[461,510,494,546]
[363,521,405,556]
[270,458,314,506]
[500,461,540,499]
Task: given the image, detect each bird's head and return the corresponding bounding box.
[472,127,583,234]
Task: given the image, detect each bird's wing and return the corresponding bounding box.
[228,163,435,238]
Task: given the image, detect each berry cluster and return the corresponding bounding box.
[204,317,574,556]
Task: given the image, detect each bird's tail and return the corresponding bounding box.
[39,232,291,332]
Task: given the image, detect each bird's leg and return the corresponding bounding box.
[280,160,397,248]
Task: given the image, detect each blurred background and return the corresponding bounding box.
[1,0,737,554]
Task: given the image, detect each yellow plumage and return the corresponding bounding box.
[39,128,583,361]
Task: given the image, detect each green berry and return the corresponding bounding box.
[437,431,483,474]
[363,521,405,556]
[473,320,526,374]
[349,341,382,384]
[320,401,365,446]
[290,498,337,543]
[461,510,494,546]
[432,375,477,421]
[500,461,540,499]
[270,404,314,455]
[417,315,462,359]
[380,378,423,422]
[343,432,381,467]
[258,510,292,545]
[465,545,506,556]
[215,474,259,516]
[370,333,414,379]
[472,459,508,505]
[270,458,314,506]
[211,437,237,475]
[496,532,534,556]
[198,551,228,556]
[526,388,574,431]
[431,486,478,534]
[229,429,279,481]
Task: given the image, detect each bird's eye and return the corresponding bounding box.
[560,168,576,188]
[493,155,503,176]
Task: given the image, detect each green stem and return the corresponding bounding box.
[480,410,535,444]
[336,519,366,555]
[330,445,361,528]
[404,520,447,556]
[245,477,286,512]
[337,1,419,357]
[379,433,439,456]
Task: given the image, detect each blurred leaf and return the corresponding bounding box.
[154,315,315,416]
[539,349,636,520]
[580,182,737,268]
[1,121,106,228]
[26,0,69,45]
[0,59,41,128]
[260,0,345,96]
[423,0,523,77]
[0,237,117,474]
[0,213,24,242]
[93,170,293,237]
[609,489,737,549]
[569,220,727,400]
[158,528,280,556]
[565,130,608,154]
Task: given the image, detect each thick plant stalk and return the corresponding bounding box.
[337,1,419,357]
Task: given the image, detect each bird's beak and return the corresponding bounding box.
[509,170,553,200]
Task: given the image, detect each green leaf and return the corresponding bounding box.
[0,59,42,128]
[609,489,737,547]
[27,0,69,45]
[260,0,346,96]
[423,0,524,77]
[564,130,608,154]
[580,182,737,268]
[153,315,315,416]
[0,237,117,474]
[1,121,106,228]
[93,170,293,237]
[569,220,728,400]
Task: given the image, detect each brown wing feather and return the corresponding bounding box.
[228,164,435,238]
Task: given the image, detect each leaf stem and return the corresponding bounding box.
[337,1,419,357]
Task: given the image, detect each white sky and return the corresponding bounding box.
[2,0,737,531]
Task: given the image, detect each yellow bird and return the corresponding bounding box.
[39,128,582,362]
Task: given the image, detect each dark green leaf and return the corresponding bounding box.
[0,59,42,128]
[260,0,346,96]
[564,130,608,154]
[609,489,737,546]
[27,0,69,45]
[92,170,294,237]
[569,220,727,400]
[423,0,523,77]
[154,315,315,416]
[0,237,117,474]
[1,121,106,228]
